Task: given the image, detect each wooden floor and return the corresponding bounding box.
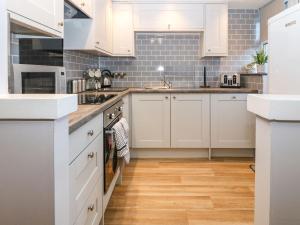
[104,158,255,225]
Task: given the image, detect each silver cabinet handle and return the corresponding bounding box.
[173,96,176,100]
[165,96,169,99]
[88,204,95,211]
[81,2,85,6]
[285,20,296,27]
[88,130,94,136]
[88,152,95,159]
[58,22,64,27]
[232,96,237,100]
[96,41,100,45]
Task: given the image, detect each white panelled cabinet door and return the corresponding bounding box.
[7,0,64,37]
[133,4,204,31]
[112,3,134,56]
[203,4,228,57]
[171,94,210,148]
[211,94,255,148]
[132,94,170,148]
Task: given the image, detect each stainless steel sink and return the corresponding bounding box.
[144,86,170,90]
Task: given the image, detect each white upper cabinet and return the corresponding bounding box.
[132,94,171,148]
[112,3,135,56]
[7,0,64,37]
[171,94,210,148]
[202,4,228,57]
[133,4,204,31]
[67,0,94,18]
[211,94,255,148]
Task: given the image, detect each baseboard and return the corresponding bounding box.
[131,148,255,159]
[211,148,255,158]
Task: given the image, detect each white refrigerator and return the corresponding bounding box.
[248,4,300,225]
[268,4,300,94]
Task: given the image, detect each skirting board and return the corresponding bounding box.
[131,148,255,159]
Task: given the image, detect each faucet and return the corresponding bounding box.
[162,78,172,89]
[158,65,172,89]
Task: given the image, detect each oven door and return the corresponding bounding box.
[104,127,119,194]
[12,64,66,94]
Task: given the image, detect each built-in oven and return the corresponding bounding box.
[103,100,123,194]
[11,64,66,94]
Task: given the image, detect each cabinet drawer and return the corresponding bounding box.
[70,134,103,224]
[70,114,103,163]
[73,182,102,225]
[212,94,248,101]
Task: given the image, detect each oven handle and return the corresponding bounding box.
[105,130,115,135]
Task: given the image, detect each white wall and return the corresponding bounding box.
[0,0,8,94]
[260,0,284,42]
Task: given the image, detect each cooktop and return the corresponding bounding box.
[78,93,117,105]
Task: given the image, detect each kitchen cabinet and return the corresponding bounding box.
[132,94,170,148]
[64,0,112,55]
[202,4,228,57]
[67,0,94,18]
[112,3,135,56]
[7,0,64,37]
[171,94,210,148]
[211,94,255,148]
[69,113,104,225]
[133,4,204,31]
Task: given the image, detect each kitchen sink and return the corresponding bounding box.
[144,86,170,90]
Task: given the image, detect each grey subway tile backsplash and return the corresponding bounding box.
[100,9,262,90]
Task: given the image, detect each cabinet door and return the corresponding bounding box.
[211,94,255,148]
[133,4,169,31]
[171,94,210,148]
[112,4,134,56]
[132,94,170,148]
[203,4,228,57]
[68,0,93,18]
[7,0,64,36]
[168,4,204,31]
[133,4,204,31]
[93,0,108,51]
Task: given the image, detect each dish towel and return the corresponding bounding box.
[112,118,130,164]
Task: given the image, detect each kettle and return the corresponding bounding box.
[101,69,112,88]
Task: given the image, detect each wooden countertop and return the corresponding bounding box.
[69,88,258,133]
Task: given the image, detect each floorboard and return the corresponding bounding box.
[104,158,254,225]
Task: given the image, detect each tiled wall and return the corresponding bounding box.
[100,9,262,90]
[63,50,98,81]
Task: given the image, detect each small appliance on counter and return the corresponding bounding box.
[101,69,113,88]
[220,73,241,88]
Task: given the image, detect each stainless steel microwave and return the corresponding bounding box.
[12,64,66,94]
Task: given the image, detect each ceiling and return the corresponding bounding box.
[228,0,273,9]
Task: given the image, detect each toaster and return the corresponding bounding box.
[220,73,241,88]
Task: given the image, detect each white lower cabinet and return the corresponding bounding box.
[132,93,210,149]
[131,93,255,151]
[171,94,210,148]
[211,94,255,148]
[69,114,104,225]
[132,94,170,148]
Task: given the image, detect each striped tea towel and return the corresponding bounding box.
[112,118,130,164]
